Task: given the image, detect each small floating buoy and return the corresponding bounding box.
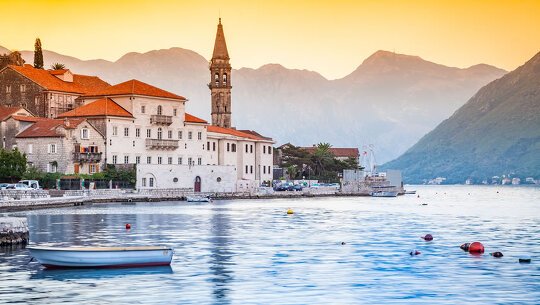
[341,242,346,245]
[417,195,420,198]
[490,251,504,258]
[421,203,428,206]
[287,209,294,215]
[125,223,131,230]
[460,243,471,252]
[468,241,484,254]
[421,234,433,241]
[410,249,421,256]
[518,255,531,263]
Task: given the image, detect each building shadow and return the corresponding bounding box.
[209,206,234,305]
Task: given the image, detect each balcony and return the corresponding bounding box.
[146,138,179,150]
[150,115,173,125]
[74,152,102,163]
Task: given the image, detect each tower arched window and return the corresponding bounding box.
[223,73,227,85]
[157,105,162,115]
[157,128,163,140]
[215,73,220,86]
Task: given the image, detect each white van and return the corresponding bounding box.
[18,180,40,189]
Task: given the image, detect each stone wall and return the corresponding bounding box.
[0,217,28,246]
[0,67,46,116]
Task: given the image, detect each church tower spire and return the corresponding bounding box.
[209,18,232,128]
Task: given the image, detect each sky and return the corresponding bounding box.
[1,0,539,79]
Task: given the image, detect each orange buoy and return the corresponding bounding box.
[468,241,484,254]
[125,223,131,229]
[421,234,433,241]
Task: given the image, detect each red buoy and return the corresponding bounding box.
[125,223,131,230]
[422,234,433,241]
[468,241,484,254]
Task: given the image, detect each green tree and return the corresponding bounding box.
[50,63,65,70]
[0,149,27,182]
[312,142,334,176]
[33,38,44,69]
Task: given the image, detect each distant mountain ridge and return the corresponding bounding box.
[382,51,540,183]
[0,45,506,162]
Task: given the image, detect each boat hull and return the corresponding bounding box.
[370,191,398,197]
[186,196,211,202]
[28,246,173,269]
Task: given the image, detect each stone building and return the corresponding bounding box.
[15,118,105,174]
[0,106,34,149]
[209,18,232,128]
[0,51,25,70]
[0,65,110,118]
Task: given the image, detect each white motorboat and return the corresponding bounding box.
[370,191,398,197]
[28,246,173,269]
[186,196,212,202]
[404,190,417,195]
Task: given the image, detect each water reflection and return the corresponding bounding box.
[30,265,173,281]
[209,206,234,304]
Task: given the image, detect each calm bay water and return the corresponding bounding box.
[1,185,539,304]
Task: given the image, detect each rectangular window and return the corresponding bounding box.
[232,144,236,152]
[263,166,266,174]
[149,177,154,187]
[147,156,152,164]
[245,165,248,174]
[250,165,253,174]
[28,144,33,154]
[188,157,192,165]
[168,157,173,164]
[20,84,26,93]
[112,155,118,164]
[124,127,129,137]
[213,142,216,151]
[268,166,271,173]
[135,128,141,138]
[89,164,96,174]
[124,155,129,164]
[268,146,272,154]
[136,156,141,164]
[81,128,89,140]
[5,85,11,93]
[142,178,146,187]
[263,146,266,154]
[197,132,202,140]
[173,108,177,116]
[48,144,57,154]
[188,131,192,140]
[178,131,182,140]
[48,162,57,173]
[168,130,173,139]
[141,105,146,114]
[146,129,151,138]
[178,157,182,165]
[250,145,253,153]
[207,142,210,150]
[245,144,248,153]
[227,143,230,152]
[158,157,162,164]
[197,157,202,165]
[112,126,118,136]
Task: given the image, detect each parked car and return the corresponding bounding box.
[292,184,303,191]
[0,183,9,190]
[18,180,40,189]
[6,183,31,190]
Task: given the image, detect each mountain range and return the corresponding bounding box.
[382,51,540,183]
[1,45,506,162]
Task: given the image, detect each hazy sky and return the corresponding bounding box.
[1,0,539,79]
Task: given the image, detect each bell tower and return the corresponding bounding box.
[209,18,232,128]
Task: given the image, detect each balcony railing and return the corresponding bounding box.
[145,138,179,150]
[150,115,173,125]
[74,152,102,163]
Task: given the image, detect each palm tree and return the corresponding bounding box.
[50,63,66,70]
[312,142,333,175]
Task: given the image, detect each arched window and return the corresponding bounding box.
[157,127,163,140]
[223,73,227,85]
[157,105,162,115]
[215,73,220,86]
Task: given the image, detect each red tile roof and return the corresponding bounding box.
[11,115,48,122]
[8,65,110,94]
[85,79,186,101]
[301,147,360,158]
[16,118,85,138]
[0,106,25,121]
[48,69,69,75]
[57,98,133,118]
[185,113,208,124]
[238,129,273,141]
[208,125,269,141]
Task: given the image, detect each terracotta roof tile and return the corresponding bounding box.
[16,118,85,138]
[8,65,110,94]
[238,129,273,141]
[185,113,208,124]
[86,79,186,100]
[57,98,133,118]
[208,125,270,141]
[0,106,25,121]
[11,115,48,122]
[301,147,360,158]
[48,69,69,75]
